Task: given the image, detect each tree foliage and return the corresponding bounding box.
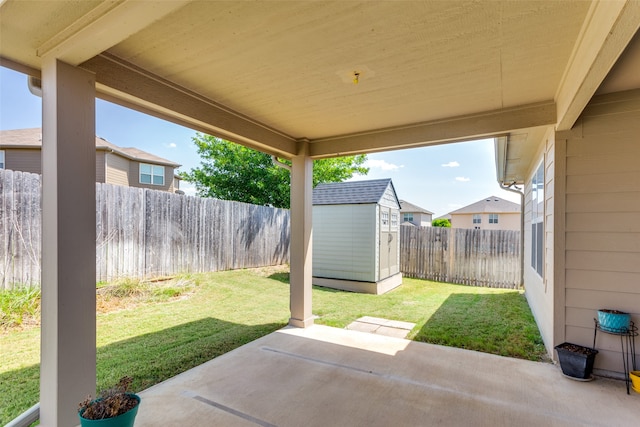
[181,134,369,208]
[432,219,451,227]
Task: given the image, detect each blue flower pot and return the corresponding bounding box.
[597,309,631,333]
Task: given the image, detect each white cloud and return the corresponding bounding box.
[180,183,197,196]
[164,142,177,148]
[365,159,404,171]
[455,176,470,182]
[441,161,460,168]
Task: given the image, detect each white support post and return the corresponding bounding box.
[40,59,96,426]
[289,141,314,327]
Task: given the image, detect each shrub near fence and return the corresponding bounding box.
[400,225,521,289]
[0,169,290,289]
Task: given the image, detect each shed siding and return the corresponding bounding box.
[105,153,130,186]
[522,128,556,356]
[4,149,42,174]
[313,204,376,282]
[562,90,640,374]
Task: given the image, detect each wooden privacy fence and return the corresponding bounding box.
[0,169,290,289]
[400,225,521,288]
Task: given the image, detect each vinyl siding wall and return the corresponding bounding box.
[313,204,377,282]
[561,90,640,375]
[105,152,129,186]
[4,149,42,174]
[523,127,556,356]
[451,212,520,230]
[95,151,106,183]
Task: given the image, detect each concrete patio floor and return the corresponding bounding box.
[135,325,638,426]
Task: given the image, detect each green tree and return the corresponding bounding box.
[432,219,451,227]
[181,133,369,208]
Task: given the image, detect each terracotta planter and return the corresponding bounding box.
[554,342,598,380]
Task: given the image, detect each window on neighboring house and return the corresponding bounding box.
[531,161,544,277]
[489,214,498,224]
[140,163,165,186]
[403,213,413,222]
[0,150,4,169]
[472,214,481,224]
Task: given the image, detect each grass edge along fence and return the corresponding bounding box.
[400,225,521,289]
[0,169,290,288]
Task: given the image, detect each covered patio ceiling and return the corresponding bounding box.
[2,1,639,165]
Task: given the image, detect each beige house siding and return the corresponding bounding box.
[561,90,640,375]
[95,151,106,183]
[4,148,42,174]
[522,128,556,356]
[451,212,519,230]
[105,152,130,186]
[402,212,432,227]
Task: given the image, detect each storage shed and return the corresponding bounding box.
[312,178,402,294]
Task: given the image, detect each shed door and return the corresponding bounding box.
[379,207,391,279]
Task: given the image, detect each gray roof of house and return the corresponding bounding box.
[449,195,520,215]
[0,128,181,167]
[399,200,433,215]
[313,178,396,205]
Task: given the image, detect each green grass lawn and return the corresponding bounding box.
[0,267,546,425]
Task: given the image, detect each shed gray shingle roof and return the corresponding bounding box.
[449,195,520,214]
[313,178,395,205]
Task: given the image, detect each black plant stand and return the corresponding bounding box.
[593,319,637,394]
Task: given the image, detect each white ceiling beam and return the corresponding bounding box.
[555,0,640,131]
[82,53,298,157]
[37,0,189,65]
[308,102,556,159]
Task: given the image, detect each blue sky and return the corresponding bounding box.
[0,66,519,217]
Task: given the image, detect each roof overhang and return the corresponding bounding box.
[1,1,639,160]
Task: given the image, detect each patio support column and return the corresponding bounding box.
[289,141,314,327]
[40,58,96,427]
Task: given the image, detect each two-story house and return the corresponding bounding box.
[0,128,181,192]
[399,200,434,227]
[448,196,520,230]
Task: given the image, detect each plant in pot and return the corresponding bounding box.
[554,342,598,380]
[597,309,631,333]
[78,376,141,427]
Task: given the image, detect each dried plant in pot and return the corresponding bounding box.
[78,376,141,427]
[554,342,598,381]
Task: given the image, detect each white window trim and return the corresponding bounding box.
[472,214,481,224]
[0,150,5,169]
[489,214,498,224]
[531,161,544,277]
[139,163,165,186]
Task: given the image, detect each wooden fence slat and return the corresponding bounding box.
[399,225,521,289]
[0,169,292,288]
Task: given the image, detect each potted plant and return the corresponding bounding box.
[78,376,141,427]
[554,342,598,380]
[597,309,631,333]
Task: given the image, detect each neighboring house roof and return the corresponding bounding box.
[449,196,520,215]
[313,178,398,206]
[0,128,180,167]
[399,200,433,215]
